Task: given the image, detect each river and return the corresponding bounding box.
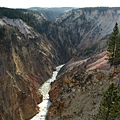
[30,64,64,120]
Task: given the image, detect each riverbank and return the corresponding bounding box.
[30,65,64,120]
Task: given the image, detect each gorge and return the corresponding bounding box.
[0,7,120,120]
[31,65,64,120]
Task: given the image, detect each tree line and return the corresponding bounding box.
[0,7,51,34]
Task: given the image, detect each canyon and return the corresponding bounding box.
[0,7,120,120]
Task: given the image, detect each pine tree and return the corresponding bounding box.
[107,23,120,66]
[94,83,120,120]
[114,35,120,65]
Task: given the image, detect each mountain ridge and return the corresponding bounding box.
[28,7,75,22]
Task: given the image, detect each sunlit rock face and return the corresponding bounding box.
[0,18,58,120]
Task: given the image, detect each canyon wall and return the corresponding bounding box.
[0,9,76,119]
[57,7,120,58]
[1,7,120,120]
[0,18,57,120]
[47,51,120,120]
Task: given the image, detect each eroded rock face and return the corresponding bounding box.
[57,8,120,58]
[1,7,120,120]
[47,51,120,120]
[0,18,58,120]
[0,8,77,119]
[0,49,42,120]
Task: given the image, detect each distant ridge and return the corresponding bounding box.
[28,7,75,21]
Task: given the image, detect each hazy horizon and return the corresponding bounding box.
[0,0,120,9]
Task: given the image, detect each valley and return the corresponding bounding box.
[0,7,120,120]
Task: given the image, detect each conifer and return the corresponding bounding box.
[107,23,120,66]
[94,83,120,120]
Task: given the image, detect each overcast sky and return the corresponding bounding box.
[0,0,120,9]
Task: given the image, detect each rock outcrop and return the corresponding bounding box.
[47,51,120,120]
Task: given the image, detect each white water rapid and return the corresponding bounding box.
[30,64,64,120]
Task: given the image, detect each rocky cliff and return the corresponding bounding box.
[0,17,58,120]
[0,18,49,120]
[46,7,120,120]
[47,51,120,120]
[0,7,76,120]
[1,7,120,120]
[57,7,120,58]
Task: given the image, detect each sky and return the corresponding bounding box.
[0,0,120,9]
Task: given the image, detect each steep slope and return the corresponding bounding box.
[0,7,76,120]
[47,51,120,120]
[1,7,120,120]
[0,7,76,63]
[42,23,76,63]
[0,17,58,120]
[46,8,120,120]
[57,7,120,58]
